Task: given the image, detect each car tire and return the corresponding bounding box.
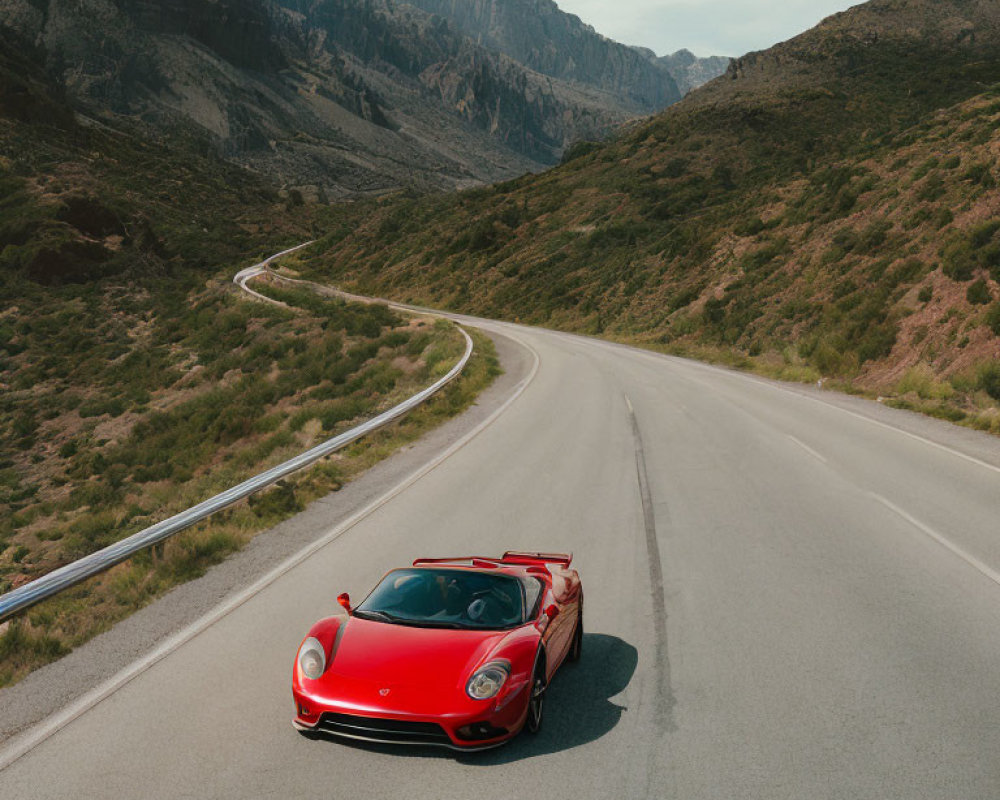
[525,661,545,734]
[568,615,583,663]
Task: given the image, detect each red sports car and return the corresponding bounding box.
[292,551,583,750]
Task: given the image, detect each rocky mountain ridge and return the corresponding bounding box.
[407,0,728,100]
[650,49,731,96]
[403,0,680,107]
[0,0,699,198]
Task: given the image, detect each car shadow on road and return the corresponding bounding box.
[309,633,637,763]
[461,632,637,764]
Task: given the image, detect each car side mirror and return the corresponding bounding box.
[337,592,351,613]
[544,604,559,621]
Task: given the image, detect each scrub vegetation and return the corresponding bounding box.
[0,258,497,687]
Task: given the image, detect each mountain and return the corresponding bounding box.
[295,0,1000,430]
[405,1,728,100]
[652,49,731,96]
[0,0,687,198]
[402,0,680,109]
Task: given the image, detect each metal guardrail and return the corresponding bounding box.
[0,248,474,622]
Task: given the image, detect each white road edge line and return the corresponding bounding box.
[0,333,541,773]
[616,344,1000,479]
[870,493,1000,588]
[789,390,1000,478]
[787,435,828,464]
[520,327,1000,479]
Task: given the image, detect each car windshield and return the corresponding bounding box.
[354,568,526,630]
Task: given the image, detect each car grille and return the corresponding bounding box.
[314,712,452,746]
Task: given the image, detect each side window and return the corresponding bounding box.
[522,577,544,620]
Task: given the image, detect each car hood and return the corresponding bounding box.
[330,616,506,691]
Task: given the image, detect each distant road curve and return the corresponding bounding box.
[232,240,314,303]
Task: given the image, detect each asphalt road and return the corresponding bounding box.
[2,317,1000,799]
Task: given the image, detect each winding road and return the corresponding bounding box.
[2,314,1000,799]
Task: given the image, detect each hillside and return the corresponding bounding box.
[296,0,1000,433]
[0,0,687,198]
[0,31,501,682]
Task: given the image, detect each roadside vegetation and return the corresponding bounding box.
[0,269,497,686]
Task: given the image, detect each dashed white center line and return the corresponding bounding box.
[788,435,828,464]
[870,493,1000,589]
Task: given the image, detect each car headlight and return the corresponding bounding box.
[297,637,326,680]
[466,660,510,700]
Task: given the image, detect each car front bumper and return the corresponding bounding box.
[292,683,530,750]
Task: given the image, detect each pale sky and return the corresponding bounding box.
[555,0,863,58]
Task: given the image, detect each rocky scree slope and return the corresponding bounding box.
[297,0,1000,432]
[0,0,683,198]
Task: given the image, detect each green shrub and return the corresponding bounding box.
[0,621,69,682]
[967,278,992,305]
[918,285,933,303]
[896,365,954,400]
[987,302,1000,335]
[916,173,945,202]
[963,163,996,187]
[78,397,126,418]
[886,258,923,288]
[970,221,1000,249]
[668,286,701,311]
[941,239,976,281]
[319,397,366,431]
[560,140,603,164]
[735,217,766,237]
[810,339,856,376]
[157,530,240,584]
[247,481,301,520]
[934,208,954,229]
[979,362,1000,401]
[663,158,688,179]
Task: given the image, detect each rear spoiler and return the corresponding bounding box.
[500,551,572,567]
[412,552,573,569]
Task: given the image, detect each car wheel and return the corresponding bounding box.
[525,664,545,734]
[568,616,582,662]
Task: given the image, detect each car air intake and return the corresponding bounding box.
[315,712,452,745]
[455,722,509,741]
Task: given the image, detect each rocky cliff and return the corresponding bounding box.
[655,49,730,96]
[403,0,681,110]
[0,0,682,197]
